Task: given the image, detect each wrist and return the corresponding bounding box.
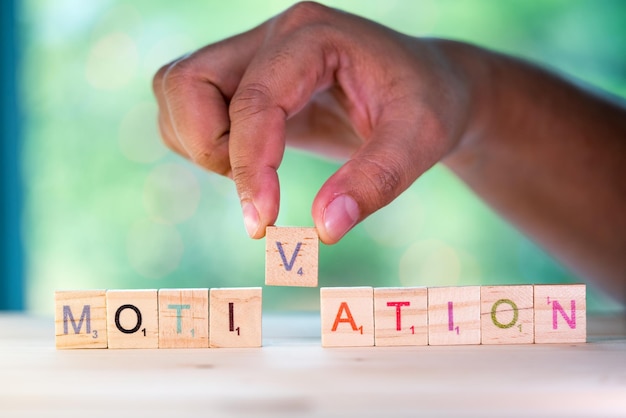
[433,40,500,173]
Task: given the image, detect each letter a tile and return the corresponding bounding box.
[534,284,586,344]
[265,226,318,287]
[158,289,209,348]
[55,290,107,349]
[481,285,534,344]
[374,287,428,346]
[209,288,262,348]
[106,290,159,349]
[320,287,374,347]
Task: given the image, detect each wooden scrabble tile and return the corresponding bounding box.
[534,284,586,344]
[158,289,209,348]
[428,286,481,345]
[265,226,319,287]
[106,290,159,349]
[481,285,534,344]
[320,287,374,347]
[209,288,262,348]
[374,287,428,346]
[55,290,107,349]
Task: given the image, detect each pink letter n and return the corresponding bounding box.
[552,300,576,330]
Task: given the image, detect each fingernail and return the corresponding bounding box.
[242,202,259,238]
[323,194,360,242]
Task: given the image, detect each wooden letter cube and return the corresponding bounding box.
[265,226,318,287]
[209,288,262,348]
[320,287,374,347]
[481,285,534,344]
[534,284,586,344]
[55,290,107,349]
[158,289,209,348]
[428,286,481,345]
[106,289,159,349]
[374,287,428,346]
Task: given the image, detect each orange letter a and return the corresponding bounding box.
[331,302,359,332]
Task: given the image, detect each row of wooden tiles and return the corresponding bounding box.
[54,284,586,349]
[324,284,585,347]
[55,288,262,349]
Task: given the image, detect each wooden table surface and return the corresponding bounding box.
[1,312,625,417]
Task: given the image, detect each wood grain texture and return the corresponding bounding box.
[265,226,319,287]
[428,286,481,345]
[3,313,619,417]
[55,290,107,349]
[209,288,262,348]
[374,287,428,346]
[158,289,209,348]
[106,289,159,349]
[481,285,534,344]
[534,284,586,343]
[320,287,374,347]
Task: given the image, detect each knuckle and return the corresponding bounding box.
[229,82,275,121]
[159,56,202,97]
[153,54,192,94]
[231,164,253,184]
[230,164,257,196]
[277,2,331,30]
[355,156,407,208]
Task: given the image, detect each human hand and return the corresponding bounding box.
[153,1,477,244]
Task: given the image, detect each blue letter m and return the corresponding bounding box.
[63,305,91,335]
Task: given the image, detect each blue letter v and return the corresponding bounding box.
[276,242,302,271]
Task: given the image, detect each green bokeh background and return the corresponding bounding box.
[21,0,625,314]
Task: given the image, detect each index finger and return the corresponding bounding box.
[228,26,340,238]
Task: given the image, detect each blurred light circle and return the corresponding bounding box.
[399,239,461,286]
[119,101,167,163]
[126,219,183,279]
[85,31,138,90]
[143,163,201,224]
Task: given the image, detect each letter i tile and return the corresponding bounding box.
[374,287,428,346]
[54,290,107,349]
[534,284,586,344]
[106,290,159,349]
[265,226,319,287]
[480,285,534,344]
[158,289,209,348]
[428,286,481,345]
[209,288,262,348]
[320,287,374,347]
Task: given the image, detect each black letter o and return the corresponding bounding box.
[115,304,142,334]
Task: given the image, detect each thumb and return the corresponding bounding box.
[312,117,448,244]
